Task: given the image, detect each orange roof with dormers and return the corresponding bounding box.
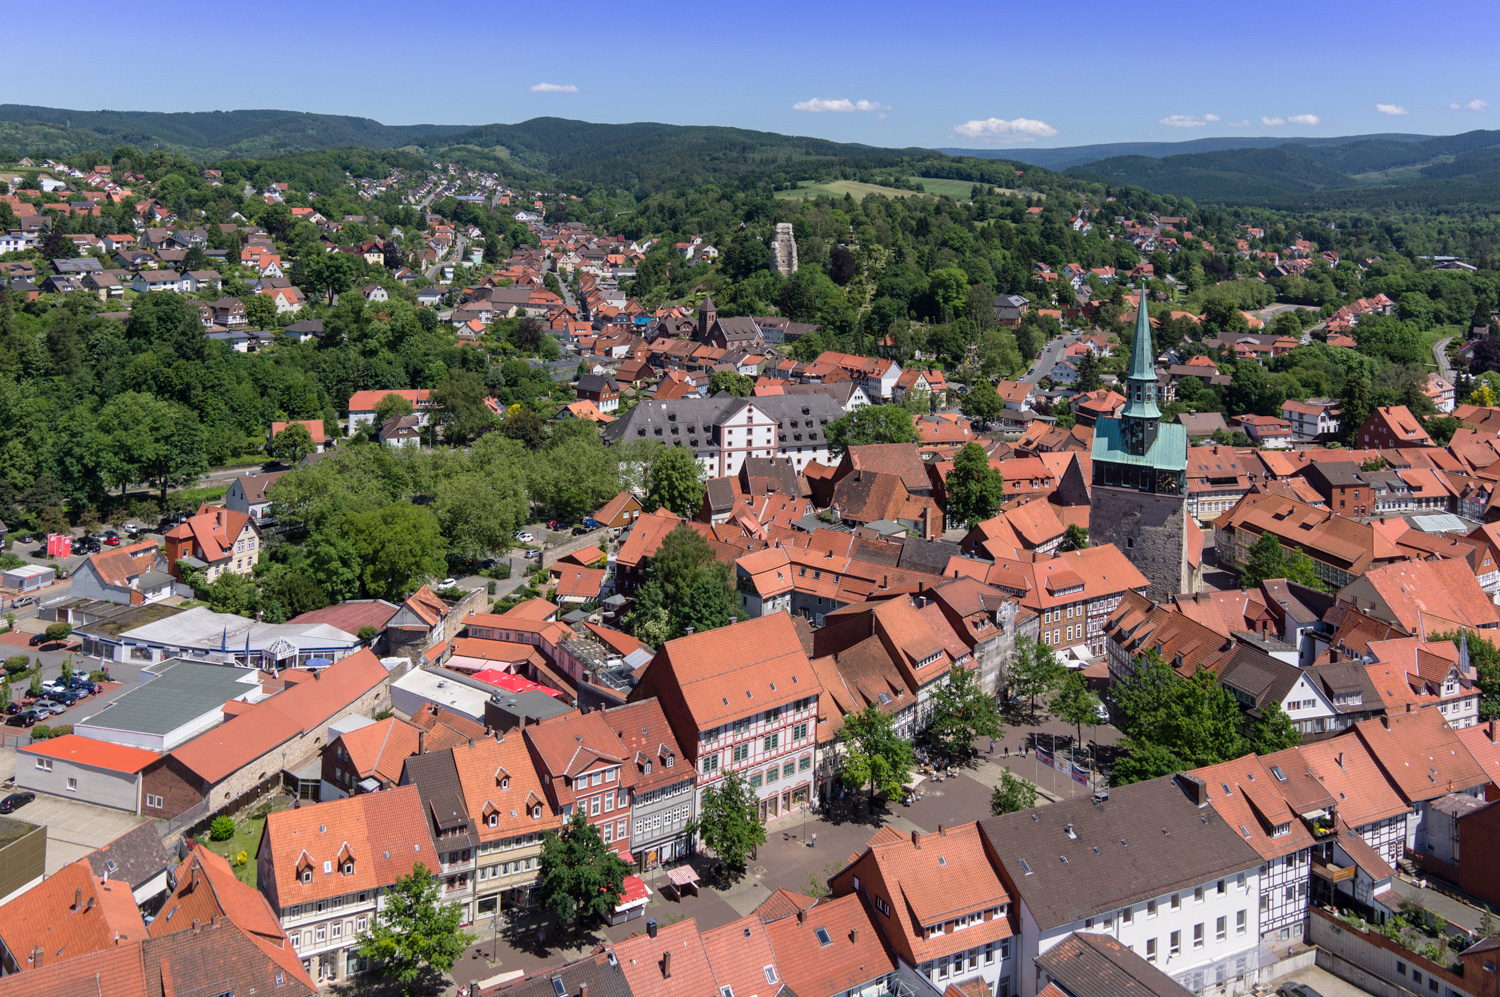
[258,784,435,911]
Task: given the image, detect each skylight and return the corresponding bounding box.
[552,978,567,997]
[815,927,833,947]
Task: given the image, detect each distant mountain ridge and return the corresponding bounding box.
[943,133,1434,170]
[1061,130,1500,207]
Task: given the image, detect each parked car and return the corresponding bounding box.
[3,702,22,715]
[103,536,120,546]
[17,535,33,545]
[40,680,67,695]
[33,700,67,715]
[440,577,457,589]
[582,518,602,529]
[1277,985,1323,997]
[513,531,534,543]
[4,712,37,728]
[1095,700,1110,723]
[0,792,35,813]
[10,597,34,609]
[525,549,542,560]
[49,691,77,707]
[68,679,97,696]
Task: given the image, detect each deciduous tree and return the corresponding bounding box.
[356,861,469,983]
[990,769,1038,815]
[691,771,765,872]
[268,422,316,465]
[945,442,1005,530]
[644,445,704,517]
[537,811,629,931]
[839,705,915,807]
[1008,636,1064,717]
[825,404,920,457]
[925,663,1002,763]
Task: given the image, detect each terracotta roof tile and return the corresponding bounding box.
[0,859,147,975]
[762,893,897,997]
[259,784,435,910]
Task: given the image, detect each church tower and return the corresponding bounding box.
[1088,288,1200,600]
[697,294,717,343]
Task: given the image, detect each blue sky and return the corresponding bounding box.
[9,0,1499,150]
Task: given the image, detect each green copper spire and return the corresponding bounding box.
[1120,285,1161,422]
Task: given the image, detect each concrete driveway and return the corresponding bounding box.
[3,790,149,874]
[1272,964,1380,997]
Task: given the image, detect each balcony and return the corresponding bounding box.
[1311,858,1355,883]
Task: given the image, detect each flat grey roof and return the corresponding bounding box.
[75,659,260,735]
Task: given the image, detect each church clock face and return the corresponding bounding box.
[1156,469,1181,494]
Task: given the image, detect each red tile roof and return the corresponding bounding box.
[0,859,146,974]
[169,650,390,786]
[631,614,822,732]
[19,734,157,773]
[762,893,898,997]
[259,783,435,910]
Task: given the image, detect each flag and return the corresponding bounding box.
[1035,747,1054,770]
[1071,762,1089,785]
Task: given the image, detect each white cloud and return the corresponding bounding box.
[1261,116,1286,126]
[530,82,578,93]
[792,97,890,112]
[950,117,1058,142]
[1228,119,1250,127]
[1375,103,1408,116]
[1451,99,1488,111]
[1158,113,1220,128]
[1288,114,1321,126]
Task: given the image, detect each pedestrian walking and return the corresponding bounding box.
[811,833,817,848]
[988,739,995,754]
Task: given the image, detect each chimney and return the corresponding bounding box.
[797,908,807,926]
[911,830,921,849]
[580,985,588,997]
[1177,773,1208,807]
[418,730,426,754]
[850,927,860,944]
[73,888,82,910]
[1380,715,1390,730]
[647,918,658,939]
[938,824,946,836]
[192,919,200,933]
[85,897,94,912]
[662,951,672,979]
[1489,719,1497,743]
[32,946,41,968]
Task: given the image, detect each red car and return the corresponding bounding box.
[547,520,560,531]
[103,536,121,546]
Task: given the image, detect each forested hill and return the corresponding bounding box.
[0,105,1049,197]
[428,117,942,190]
[0,104,469,159]
[1066,129,1500,209]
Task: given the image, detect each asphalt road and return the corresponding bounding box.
[1022,329,1083,384]
[1434,335,1454,379]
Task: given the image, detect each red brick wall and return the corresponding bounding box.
[141,756,208,818]
[1460,804,1500,907]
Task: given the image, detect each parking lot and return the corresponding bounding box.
[0,781,150,874]
[1272,964,1379,997]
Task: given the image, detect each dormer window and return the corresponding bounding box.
[501,777,509,790]
[532,805,543,819]
[488,814,499,827]
[301,869,313,884]
[343,861,355,875]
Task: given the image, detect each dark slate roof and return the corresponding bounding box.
[979,776,1261,930]
[577,374,619,394]
[400,748,474,849]
[705,477,737,515]
[479,951,633,997]
[87,822,172,892]
[141,916,315,996]
[285,318,324,335]
[897,538,962,575]
[1214,643,1304,712]
[1035,931,1193,997]
[712,316,763,342]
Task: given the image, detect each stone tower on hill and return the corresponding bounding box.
[770,222,799,276]
[1088,289,1202,600]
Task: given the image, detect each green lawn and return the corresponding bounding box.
[911,177,1015,199]
[173,483,230,505]
[201,798,292,888]
[773,179,932,201]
